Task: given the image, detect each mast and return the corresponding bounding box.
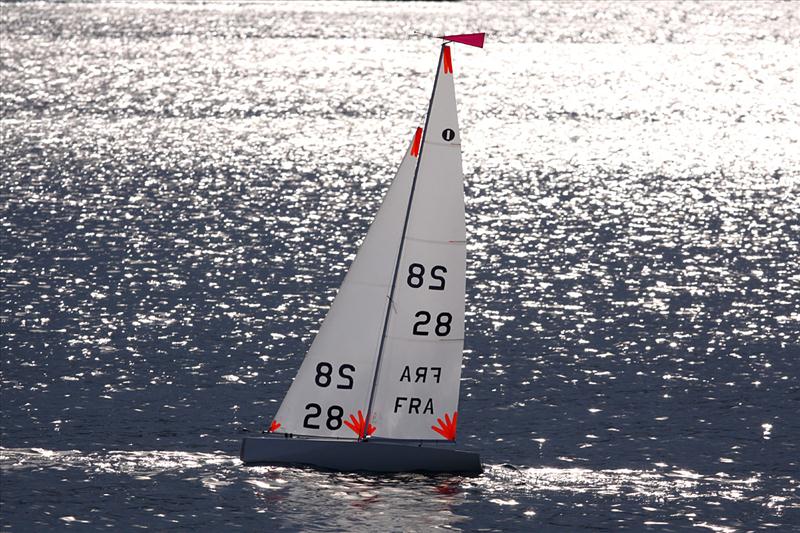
[362,45,447,439]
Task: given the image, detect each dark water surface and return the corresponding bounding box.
[2,2,799,531]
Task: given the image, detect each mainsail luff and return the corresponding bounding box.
[363,45,448,438]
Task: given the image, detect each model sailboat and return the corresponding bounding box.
[241,34,485,474]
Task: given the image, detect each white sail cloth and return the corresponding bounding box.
[369,47,466,441]
[273,132,419,438]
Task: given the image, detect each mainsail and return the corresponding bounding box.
[368,46,466,441]
[273,128,423,438]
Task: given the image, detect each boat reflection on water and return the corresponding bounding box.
[237,460,766,530]
[244,466,470,531]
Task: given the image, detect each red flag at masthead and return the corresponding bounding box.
[441,32,485,48]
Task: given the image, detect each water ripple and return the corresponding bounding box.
[2,1,799,531]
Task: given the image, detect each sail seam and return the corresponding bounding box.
[385,335,465,342]
[348,279,391,288]
[405,236,466,245]
[425,140,462,147]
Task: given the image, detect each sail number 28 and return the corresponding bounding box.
[314,362,354,389]
[303,403,343,430]
[407,262,452,337]
[302,362,354,430]
[407,263,446,290]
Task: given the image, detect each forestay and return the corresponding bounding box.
[369,46,466,441]
[273,130,422,438]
